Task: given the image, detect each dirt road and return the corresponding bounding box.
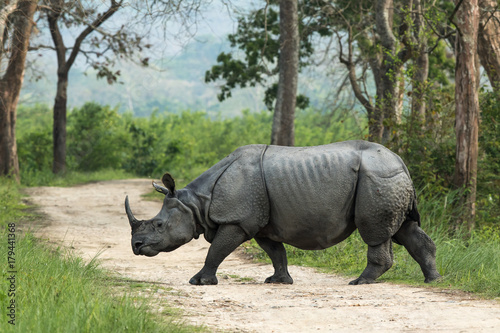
[29,179,500,332]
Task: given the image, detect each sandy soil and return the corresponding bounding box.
[28,179,500,332]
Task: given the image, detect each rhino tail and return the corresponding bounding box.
[408,188,421,227]
[392,188,421,246]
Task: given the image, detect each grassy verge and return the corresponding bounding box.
[20,169,134,187]
[0,178,203,332]
[244,191,500,299]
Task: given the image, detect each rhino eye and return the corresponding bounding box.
[156,221,163,228]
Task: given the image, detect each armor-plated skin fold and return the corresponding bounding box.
[125,140,442,286]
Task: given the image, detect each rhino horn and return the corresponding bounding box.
[125,196,139,227]
[152,181,169,195]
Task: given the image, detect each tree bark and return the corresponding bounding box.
[411,0,428,128]
[0,0,37,181]
[271,0,299,146]
[477,0,500,90]
[48,1,68,174]
[375,0,412,144]
[453,0,480,229]
[52,72,68,173]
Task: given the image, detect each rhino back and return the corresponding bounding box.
[261,142,361,250]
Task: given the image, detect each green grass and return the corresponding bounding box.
[19,169,134,187]
[244,191,500,299]
[0,178,204,332]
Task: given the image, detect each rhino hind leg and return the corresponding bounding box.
[255,237,293,284]
[393,220,442,283]
[349,239,394,285]
[189,224,248,285]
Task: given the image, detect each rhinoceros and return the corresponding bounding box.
[125,140,441,285]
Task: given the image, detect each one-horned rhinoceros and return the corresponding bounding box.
[125,140,441,285]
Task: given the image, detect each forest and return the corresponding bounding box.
[0,1,500,330]
[2,0,497,227]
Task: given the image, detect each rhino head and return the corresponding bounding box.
[125,173,197,257]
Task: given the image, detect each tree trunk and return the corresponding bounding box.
[48,1,68,174]
[375,0,408,144]
[453,0,480,229]
[47,0,121,173]
[271,0,299,146]
[477,0,500,90]
[52,72,68,174]
[411,0,428,128]
[0,0,37,181]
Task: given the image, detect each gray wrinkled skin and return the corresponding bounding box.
[125,140,442,286]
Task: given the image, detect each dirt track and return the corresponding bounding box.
[29,179,500,332]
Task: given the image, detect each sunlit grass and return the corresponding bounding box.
[20,169,134,187]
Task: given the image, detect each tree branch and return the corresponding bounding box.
[449,0,464,36]
[336,30,373,116]
[65,0,122,71]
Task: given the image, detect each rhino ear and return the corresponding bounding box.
[152,181,169,195]
[162,172,176,194]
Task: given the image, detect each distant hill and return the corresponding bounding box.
[20,35,271,118]
[21,21,351,119]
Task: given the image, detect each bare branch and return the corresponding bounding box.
[449,0,464,36]
[66,0,122,71]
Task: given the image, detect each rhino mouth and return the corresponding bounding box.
[133,243,160,257]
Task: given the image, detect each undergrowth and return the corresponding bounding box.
[20,169,133,187]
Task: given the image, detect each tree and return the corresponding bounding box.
[452,0,480,228]
[205,1,326,112]
[0,0,37,181]
[410,0,429,128]
[334,0,422,143]
[36,0,148,173]
[477,0,500,90]
[271,0,299,146]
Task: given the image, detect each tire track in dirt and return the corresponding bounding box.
[29,179,500,332]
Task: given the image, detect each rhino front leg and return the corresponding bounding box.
[349,239,393,285]
[189,224,248,285]
[255,237,293,284]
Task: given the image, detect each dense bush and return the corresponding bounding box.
[67,103,129,171]
[16,103,364,186]
[477,90,500,225]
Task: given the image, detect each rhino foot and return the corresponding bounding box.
[264,274,293,284]
[348,277,377,285]
[189,274,218,285]
[424,273,442,283]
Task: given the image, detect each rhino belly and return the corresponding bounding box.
[261,145,359,250]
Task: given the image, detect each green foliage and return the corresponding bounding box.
[17,105,53,173]
[16,103,364,186]
[295,108,366,145]
[477,89,500,225]
[0,179,29,226]
[393,86,456,192]
[67,103,129,171]
[427,39,455,86]
[205,0,333,110]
